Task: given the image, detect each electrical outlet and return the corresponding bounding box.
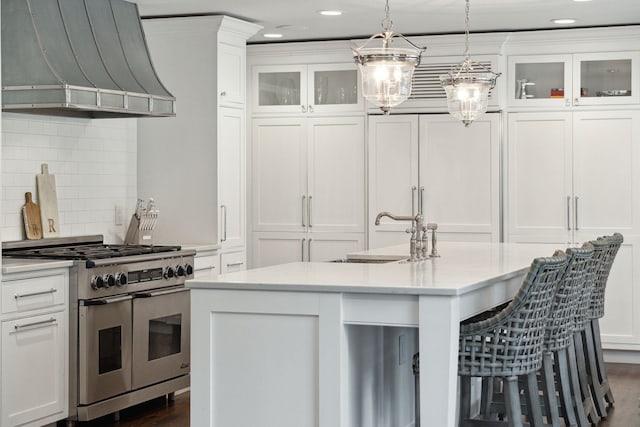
[114,205,123,226]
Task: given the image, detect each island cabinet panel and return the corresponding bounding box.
[250,116,365,267]
[368,113,501,249]
[506,110,640,350]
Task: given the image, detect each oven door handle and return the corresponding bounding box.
[82,294,133,305]
[134,286,189,298]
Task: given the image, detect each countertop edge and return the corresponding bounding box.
[2,259,74,274]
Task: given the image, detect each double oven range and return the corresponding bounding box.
[3,235,195,422]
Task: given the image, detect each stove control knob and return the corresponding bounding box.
[91,275,104,290]
[164,266,175,279]
[104,274,115,288]
[115,273,127,287]
[176,265,186,277]
[185,264,194,276]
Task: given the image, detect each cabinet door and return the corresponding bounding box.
[599,238,640,348]
[507,54,573,108]
[219,107,246,249]
[308,232,365,262]
[252,64,308,114]
[252,118,308,232]
[307,63,363,114]
[419,113,500,242]
[573,52,640,106]
[307,117,365,232]
[218,43,246,106]
[251,232,307,268]
[368,115,420,249]
[2,310,67,426]
[573,110,640,241]
[506,112,573,243]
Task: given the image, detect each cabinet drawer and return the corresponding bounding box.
[221,251,246,274]
[194,254,220,279]
[2,274,66,315]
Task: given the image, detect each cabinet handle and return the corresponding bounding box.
[220,91,227,97]
[14,288,57,299]
[226,262,244,268]
[308,238,312,261]
[302,238,306,261]
[301,105,307,113]
[574,196,579,231]
[419,187,424,215]
[12,317,57,333]
[308,105,314,113]
[301,195,306,227]
[567,196,571,230]
[221,205,227,242]
[411,186,417,216]
[308,195,312,228]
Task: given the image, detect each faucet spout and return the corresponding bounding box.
[374,211,415,226]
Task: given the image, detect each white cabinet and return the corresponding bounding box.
[368,114,501,249]
[506,110,640,349]
[252,63,363,115]
[193,249,221,280]
[221,250,247,274]
[1,268,69,427]
[508,52,640,108]
[250,116,366,267]
[138,16,260,249]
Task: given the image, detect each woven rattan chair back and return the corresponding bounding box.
[588,233,624,320]
[545,245,593,352]
[458,251,568,377]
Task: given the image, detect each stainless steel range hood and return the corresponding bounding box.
[1,0,176,118]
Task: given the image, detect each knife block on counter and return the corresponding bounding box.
[124,214,154,245]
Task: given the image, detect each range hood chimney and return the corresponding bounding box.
[1,0,176,118]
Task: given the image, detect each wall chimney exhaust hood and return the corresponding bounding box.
[1,0,176,118]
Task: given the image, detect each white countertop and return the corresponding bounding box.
[2,258,74,274]
[188,241,561,296]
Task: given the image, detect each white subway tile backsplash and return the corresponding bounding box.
[2,113,138,243]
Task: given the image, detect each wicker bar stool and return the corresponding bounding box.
[583,233,623,418]
[539,244,594,427]
[458,251,568,427]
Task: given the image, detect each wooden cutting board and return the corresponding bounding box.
[22,192,42,239]
[36,163,60,238]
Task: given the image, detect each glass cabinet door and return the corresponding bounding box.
[307,63,363,113]
[507,54,573,107]
[573,52,640,106]
[253,64,308,114]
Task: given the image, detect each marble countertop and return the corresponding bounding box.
[187,241,561,296]
[2,258,74,275]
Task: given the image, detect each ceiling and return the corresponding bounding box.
[134,0,640,44]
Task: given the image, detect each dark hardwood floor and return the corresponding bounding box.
[71,363,639,426]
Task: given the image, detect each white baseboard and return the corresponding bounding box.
[603,349,640,364]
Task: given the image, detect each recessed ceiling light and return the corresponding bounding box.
[552,18,577,24]
[263,33,283,38]
[319,10,343,16]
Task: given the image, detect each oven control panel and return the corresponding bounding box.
[79,255,194,299]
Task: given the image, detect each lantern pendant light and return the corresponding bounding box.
[440,0,500,126]
[353,0,426,114]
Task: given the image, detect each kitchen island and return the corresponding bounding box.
[187,241,559,427]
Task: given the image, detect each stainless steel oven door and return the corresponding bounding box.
[79,295,133,405]
[132,286,190,389]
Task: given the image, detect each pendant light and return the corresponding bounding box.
[440,0,500,126]
[353,0,426,114]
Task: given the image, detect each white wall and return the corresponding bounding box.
[1,113,137,243]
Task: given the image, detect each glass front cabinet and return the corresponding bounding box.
[252,63,363,114]
[508,52,639,108]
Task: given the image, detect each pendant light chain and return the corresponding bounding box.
[381,0,393,32]
[463,0,470,61]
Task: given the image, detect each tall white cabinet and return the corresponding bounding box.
[368,113,501,249]
[138,16,260,270]
[506,111,640,350]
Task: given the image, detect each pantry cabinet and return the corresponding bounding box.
[507,52,640,108]
[251,63,363,115]
[506,110,640,349]
[250,116,366,267]
[368,113,501,249]
[1,268,69,427]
